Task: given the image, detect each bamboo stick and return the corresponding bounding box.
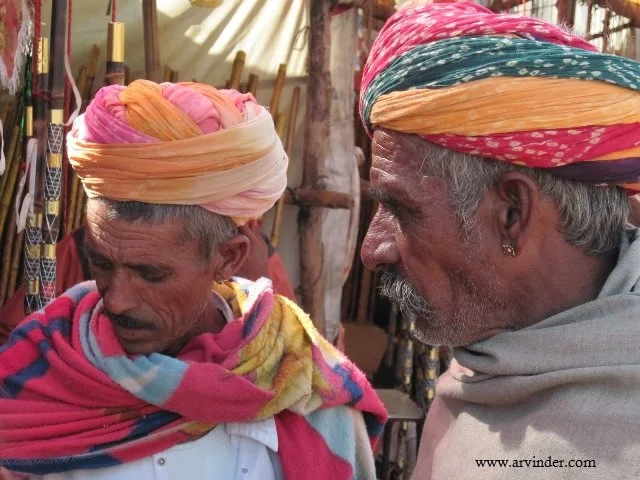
[41,0,68,304]
[0,127,22,240]
[0,209,18,306]
[0,127,19,194]
[163,65,172,82]
[25,37,49,315]
[270,86,300,247]
[143,0,161,82]
[247,74,259,97]
[73,65,88,113]
[269,64,286,116]
[8,227,25,298]
[66,174,80,234]
[0,99,12,127]
[73,188,86,230]
[170,69,179,83]
[66,65,88,234]
[124,65,131,85]
[85,45,101,102]
[227,51,246,91]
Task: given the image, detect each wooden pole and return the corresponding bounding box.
[24,37,50,314]
[298,0,331,335]
[269,64,287,116]
[247,73,259,97]
[142,0,161,82]
[85,45,101,99]
[602,9,612,54]
[227,51,246,90]
[7,226,25,299]
[0,127,22,240]
[270,86,300,247]
[66,66,87,234]
[0,210,18,306]
[41,0,68,305]
[163,65,172,82]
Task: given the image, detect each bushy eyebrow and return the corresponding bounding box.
[369,187,392,204]
[84,246,172,274]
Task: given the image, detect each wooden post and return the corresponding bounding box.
[269,64,287,116]
[298,0,331,335]
[247,73,259,97]
[556,0,575,27]
[227,51,246,90]
[602,9,612,54]
[142,0,161,82]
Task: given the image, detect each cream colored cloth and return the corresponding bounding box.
[414,229,640,479]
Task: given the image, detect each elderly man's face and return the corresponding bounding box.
[85,201,223,355]
[361,130,511,346]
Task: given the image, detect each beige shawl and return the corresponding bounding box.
[414,229,640,480]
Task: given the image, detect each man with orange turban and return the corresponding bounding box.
[0,81,386,479]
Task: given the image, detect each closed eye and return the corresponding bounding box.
[88,254,114,271]
[135,266,169,284]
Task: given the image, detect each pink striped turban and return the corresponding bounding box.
[67,80,288,225]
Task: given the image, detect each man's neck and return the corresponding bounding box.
[163,296,228,356]
[513,244,618,327]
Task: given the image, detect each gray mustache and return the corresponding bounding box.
[379,271,433,317]
[106,310,153,330]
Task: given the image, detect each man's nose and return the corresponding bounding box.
[101,270,138,315]
[361,208,400,271]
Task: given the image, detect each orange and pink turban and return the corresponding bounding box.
[67,80,288,224]
[360,1,640,193]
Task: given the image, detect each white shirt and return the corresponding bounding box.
[33,292,281,480]
[35,419,279,480]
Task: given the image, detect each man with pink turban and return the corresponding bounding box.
[0,80,386,480]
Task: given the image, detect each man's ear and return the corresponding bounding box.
[213,235,250,280]
[493,171,540,255]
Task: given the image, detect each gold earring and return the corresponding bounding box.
[215,277,225,284]
[502,243,516,257]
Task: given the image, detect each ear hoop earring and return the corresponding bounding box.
[502,243,517,257]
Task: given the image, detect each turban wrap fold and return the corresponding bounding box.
[67,80,288,224]
[360,1,640,193]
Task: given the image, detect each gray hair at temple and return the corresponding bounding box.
[88,197,238,260]
[408,137,630,255]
